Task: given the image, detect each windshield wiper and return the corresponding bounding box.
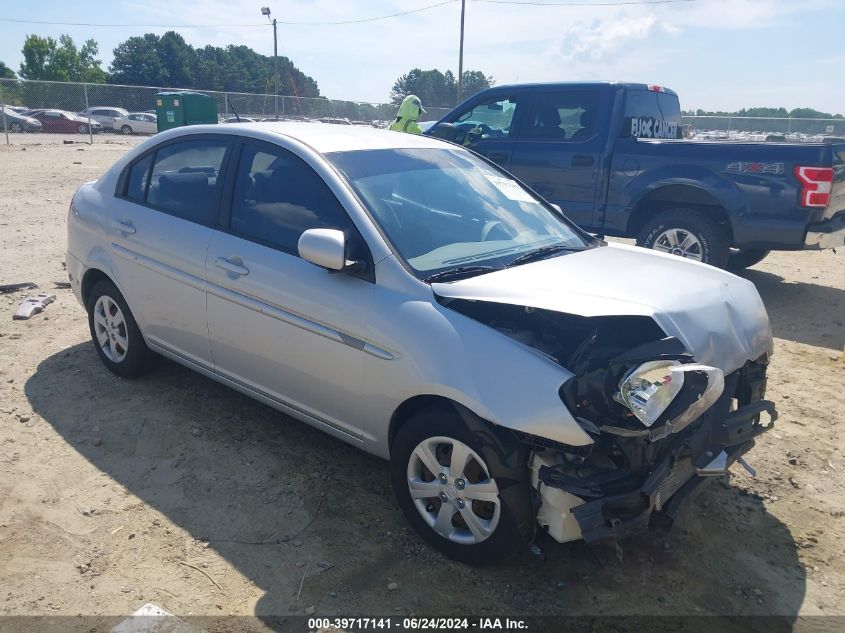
[506,244,583,268]
[424,265,500,283]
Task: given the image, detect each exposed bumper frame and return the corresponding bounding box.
[544,399,776,543]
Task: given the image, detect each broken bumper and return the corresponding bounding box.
[537,399,776,544]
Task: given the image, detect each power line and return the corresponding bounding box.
[0,0,459,29]
[473,0,696,4]
[0,0,699,30]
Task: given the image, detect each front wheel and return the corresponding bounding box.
[78,123,89,134]
[121,125,133,135]
[727,248,770,270]
[87,279,155,378]
[9,122,22,133]
[390,406,533,565]
[637,208,730,268]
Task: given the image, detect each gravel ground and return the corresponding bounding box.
[0,140,843,631]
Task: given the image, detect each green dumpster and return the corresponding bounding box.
[155,91,218,132]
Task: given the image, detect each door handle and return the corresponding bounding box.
[112,219,136,235]
[485,151,509,163]
[214,257,249,276]
[571,155,595,167]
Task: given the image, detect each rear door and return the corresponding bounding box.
[436,93,523,170]
[509,88,607,229]
[109,134,233,367]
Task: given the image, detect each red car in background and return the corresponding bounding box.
[31,110,103,134]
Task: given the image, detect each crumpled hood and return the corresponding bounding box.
[433,242,773,374]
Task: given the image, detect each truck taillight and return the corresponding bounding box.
[794,166,833,208]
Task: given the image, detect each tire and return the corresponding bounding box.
[9,122,22,133]
[390,405,534,565]
[637,208,730,268]
[86,279,155,379]
[78,123,88,134]
[121,125,133,135]
[727,248,770,271]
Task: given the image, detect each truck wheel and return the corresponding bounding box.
[637,209,730,268]
[87,279,155,378]
[390,405,533,565]
[727,249,770,270]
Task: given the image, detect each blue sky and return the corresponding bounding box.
[1,0,843,114]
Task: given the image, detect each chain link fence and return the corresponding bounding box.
[3,78,841,145]
[0,78,452,145]
[682,115,845,140]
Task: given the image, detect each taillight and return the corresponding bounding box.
[794,166,833,208]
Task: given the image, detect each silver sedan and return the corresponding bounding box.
[66,123,776,564]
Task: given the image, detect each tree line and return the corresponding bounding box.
[0,32,494,112]
[684,106,843,119]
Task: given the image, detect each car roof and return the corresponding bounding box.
[167,121,448,154]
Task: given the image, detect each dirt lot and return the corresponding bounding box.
[0,140,843,629]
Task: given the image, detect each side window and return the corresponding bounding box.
[126,154,152,202]
[523,90,600,141]
[146,138,229,224]
[229,143,351,254]
[450,96,518,144]
[129,114,140,121]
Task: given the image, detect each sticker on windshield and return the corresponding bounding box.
[486,175,536,202]
[628,117,680,139]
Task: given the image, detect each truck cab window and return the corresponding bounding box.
[524,91,600,142]
[451,97,519,145]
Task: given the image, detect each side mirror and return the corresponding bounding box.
[428,122,457,142]
[298,228,348,271]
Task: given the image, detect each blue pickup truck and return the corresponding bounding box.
[427,82,845,269]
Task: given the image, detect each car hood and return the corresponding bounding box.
[432,242,773,374]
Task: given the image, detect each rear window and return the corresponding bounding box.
[623,89,682,139]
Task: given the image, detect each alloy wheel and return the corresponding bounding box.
[93,295,129,363]
[652,228,704,261]
[406,436,501,545]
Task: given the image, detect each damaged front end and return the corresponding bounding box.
[441,298,776,544]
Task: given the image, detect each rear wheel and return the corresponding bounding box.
[121,125,133,135]
[727,248,770,270]
[87,279,154,378]
[637,208,730,268]
[390,405,533,565]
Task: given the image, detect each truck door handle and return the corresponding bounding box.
[110,219,136,235]
[486,151,509,163]
[215,257,249,276]
[572,155,595,167]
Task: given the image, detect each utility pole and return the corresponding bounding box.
[262,6,280,120]
[457,0,466,105]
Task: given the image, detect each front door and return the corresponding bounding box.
[509,89,606,229]
[205,140,375,442]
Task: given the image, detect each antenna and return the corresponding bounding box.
[227,96,241,123]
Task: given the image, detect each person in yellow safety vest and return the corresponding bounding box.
[389,95,426,135]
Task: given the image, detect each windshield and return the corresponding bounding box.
[327,148,590,280]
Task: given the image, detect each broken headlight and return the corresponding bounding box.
[615,361,726,433]
[615,360,684,427]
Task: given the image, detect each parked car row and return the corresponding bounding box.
[0,104,157,135]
